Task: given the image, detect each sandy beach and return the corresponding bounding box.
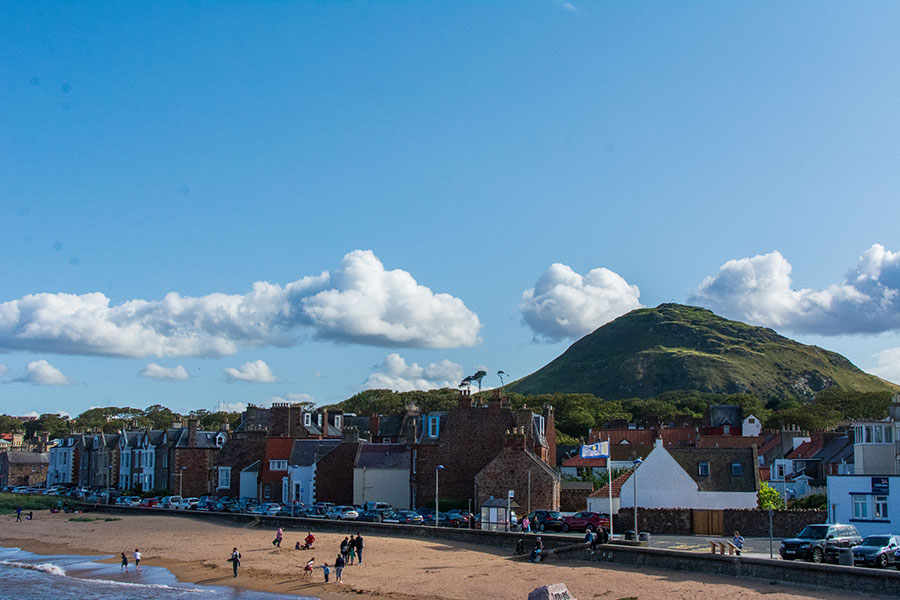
[0,512,876,600]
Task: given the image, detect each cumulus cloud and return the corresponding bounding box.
[139,363,190,380]
[871,347,900,384]
[218,401,248,413]
[362,353,465,392]
[520,263,642,341]
[17,360,72,385]
[0,363,8,378]
[0,250,481,358]
[224,360,277,383]
[688,244,900,335]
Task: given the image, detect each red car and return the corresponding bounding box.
[139,497,160,508]
[562,511,610,533]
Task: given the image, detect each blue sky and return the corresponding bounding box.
[3,2,900,417]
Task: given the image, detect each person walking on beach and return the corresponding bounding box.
[121,552,129,572]
[133,549,142,572]
[230,547,241,578]
[334,552,345,583]
[15,506,22,522]
[302,557,314,579]
[733,531,744,556]
[339,536,350,562]
[354,533,364,564]
[273,527,284,548]
[348,535,356,565]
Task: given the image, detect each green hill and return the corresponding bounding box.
[507,303,899,401]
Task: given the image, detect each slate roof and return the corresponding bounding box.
[355,443,410,469]
[289,439,342,466]
[6,451,49,464]
[668,447,759,493]
[709,405,742,427]
[171,428,221,449]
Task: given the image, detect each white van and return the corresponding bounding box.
[159,495,183,509]
[363,501,392,512]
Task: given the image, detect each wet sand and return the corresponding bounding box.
[0,511,873,600]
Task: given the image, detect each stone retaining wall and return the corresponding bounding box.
[614,507,826,537]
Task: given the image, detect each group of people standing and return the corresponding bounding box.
[285,529,366,585]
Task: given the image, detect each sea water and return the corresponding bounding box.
[0,547,318,600]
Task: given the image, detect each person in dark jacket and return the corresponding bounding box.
[354,533,364,564]
[334,552,346,583]
[229,547,241,577]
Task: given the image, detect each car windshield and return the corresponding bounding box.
[861,536,891,546]
[548,511,562,519]
[797,525,830,539]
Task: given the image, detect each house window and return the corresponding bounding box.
[731,462,743,476]
[887,428,894,443]
[335,415,342,430]
[303,413,311,427]
[723,424,730,435]
[875,427,883,443]
[264,484,271,499]
[269,460,288,471]
[852,495,868,519]
[698,462,710,476]
[317,414,323,427]
[218,467,231,489]
[747,418,756,424]
[874,496,889,519]
[428,416,440,438]
[865,426,873,443]
[216,433,225,448]
[162,453,168,468]
[383,438,392,444]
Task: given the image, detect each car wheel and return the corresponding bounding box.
[811,548,824,564]
[877,554,888,568]
[561,524,570,533]
[585,525,594,533]
[539,523,546,532]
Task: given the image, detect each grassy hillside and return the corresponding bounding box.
[507,304,899,401]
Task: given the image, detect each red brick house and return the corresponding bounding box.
[259,437,296,502]
[414,390,558,511]
[474,429,560,513]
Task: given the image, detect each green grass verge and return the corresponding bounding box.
[0,491,62,515]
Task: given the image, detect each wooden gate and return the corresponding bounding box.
[692,509,724,536]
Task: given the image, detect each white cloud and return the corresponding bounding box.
[224,360,277,383]
[558,2,582,14]
[139,363,190,380]
[17,360,72,386]
[688,244,900,335]
[218,401,247,413]
[0,250,481,358]
[520,263,642,341]
[362,353,465,392]
[266,392,316,406]
[871,347,900,384]
[0,363,8,378]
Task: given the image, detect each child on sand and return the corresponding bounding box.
[273,527,283,548]
[133,549,142,572]
[733,531,744,556]
[304,532,315,549]
[319,561,330,583]
[302,557,314,579]
[348,535,356,565]
[121,552,128,572]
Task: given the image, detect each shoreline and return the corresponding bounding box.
[0,512,875,600]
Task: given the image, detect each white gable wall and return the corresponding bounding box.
[619,446,758,509]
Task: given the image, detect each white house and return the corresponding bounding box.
[353,443,411,509]
[827,474,897,537]
[619,444,759,510]
[284,439,342,506]
[742,415,762,437]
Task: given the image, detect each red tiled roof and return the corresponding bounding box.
[589,471,632,499]
[785,438,824,460]
[562,456,607,468]
[260,437,297,482]
[757,435,782,455]
[697,436,764,449]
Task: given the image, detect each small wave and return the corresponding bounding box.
[0,560,67,576]
[79,577,216,593]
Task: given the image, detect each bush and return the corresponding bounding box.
[0,492,61,515]
[788,494,826,510]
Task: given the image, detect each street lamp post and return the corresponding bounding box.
[435,465,445,527]
[632,458,643,539]
[179,466,186,497]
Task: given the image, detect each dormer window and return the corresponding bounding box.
[317,414,323,427]
[270,459,288,471]
[216,433,226,448]
[428,416,440,438]
[335,415,342,430]
[303,413,311,427]
[698,461,710,476]
[723,424,730,435]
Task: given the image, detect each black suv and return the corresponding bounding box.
[780,524,863,563]
[525,510,565,532]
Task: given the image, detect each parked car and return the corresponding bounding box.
[780,524,863,563]
[325,505,359,520]
[383,510,425,525]
[562,511,610,533]
[159,495,183,509]
[251,502,283,516]
[139,497,160,507]
[852,535,900,568]
[363,501,392,512]
[436,512,465,527]
[357,508,393,522]
[524,510,565,532]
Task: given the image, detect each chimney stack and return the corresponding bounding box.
[188,417,199,447]
[343,426,359,443]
